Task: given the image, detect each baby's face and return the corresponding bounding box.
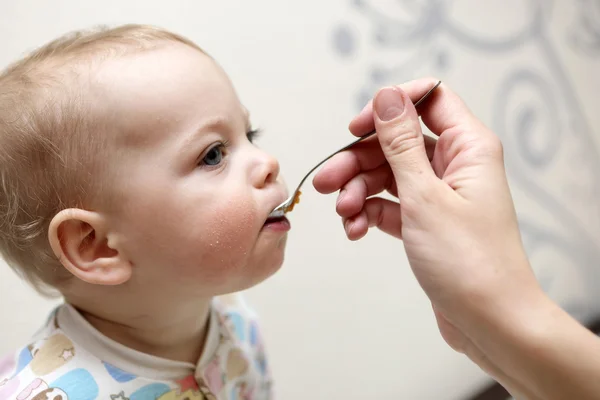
[96,43,289,296]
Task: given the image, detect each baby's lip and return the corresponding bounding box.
[265,193,289,221]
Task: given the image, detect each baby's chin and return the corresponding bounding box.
[225,240,287,293]
[243,240,287,287]
[177,236,287,296]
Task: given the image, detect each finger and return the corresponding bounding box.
[313,106,438,196]
[415,82,485,140]
[350,78,489,146]
[349,77,441,137]
[336,163,394,218]
[424,134,437,161]
[335,134,437,213]
[387,179,398,198]
[373,86,439,198]
[417,83,504,169]
[382,134,436,195]
[312,137,386,194]
[342,197,403,240]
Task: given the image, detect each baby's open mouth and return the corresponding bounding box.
[263,215,291,232]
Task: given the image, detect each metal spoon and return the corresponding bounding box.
[268,80,442,219]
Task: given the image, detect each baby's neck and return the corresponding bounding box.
[66,295,212,365]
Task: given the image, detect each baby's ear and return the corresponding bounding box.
[48,209,132,285]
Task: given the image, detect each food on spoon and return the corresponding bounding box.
[285,191,301,213]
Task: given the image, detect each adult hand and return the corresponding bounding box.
[313,78,600,399]
[313,77,537,325]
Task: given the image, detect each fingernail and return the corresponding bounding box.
[374,87,405,121]
[336,189,346,206]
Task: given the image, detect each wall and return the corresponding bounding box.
[0,1,599,399]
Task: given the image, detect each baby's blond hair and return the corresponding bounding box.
[0,24,206,296]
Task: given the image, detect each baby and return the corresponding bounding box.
[0,24,291,400]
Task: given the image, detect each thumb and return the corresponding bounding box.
[373,87,437,198]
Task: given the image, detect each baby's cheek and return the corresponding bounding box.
[181,195,260,284]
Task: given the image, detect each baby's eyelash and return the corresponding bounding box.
[247,127,262,143]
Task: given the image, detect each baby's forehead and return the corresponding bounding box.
[94,44,227,102]
[91,45,246,147]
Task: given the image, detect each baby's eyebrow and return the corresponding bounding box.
[196,116,229,134]
[179,116,229,150]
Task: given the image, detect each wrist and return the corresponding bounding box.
[455,255,548,339]
[467,282,600,399]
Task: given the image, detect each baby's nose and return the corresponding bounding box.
[252,150,280,188]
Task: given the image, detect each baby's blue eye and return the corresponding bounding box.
[202,145,224,166]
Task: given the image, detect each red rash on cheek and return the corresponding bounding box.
[185,194,260,282]
[120,186,267,294]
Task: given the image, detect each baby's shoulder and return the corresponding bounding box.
[0,344,29,387]
[0,307,60,377]
[0,327,78,399]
